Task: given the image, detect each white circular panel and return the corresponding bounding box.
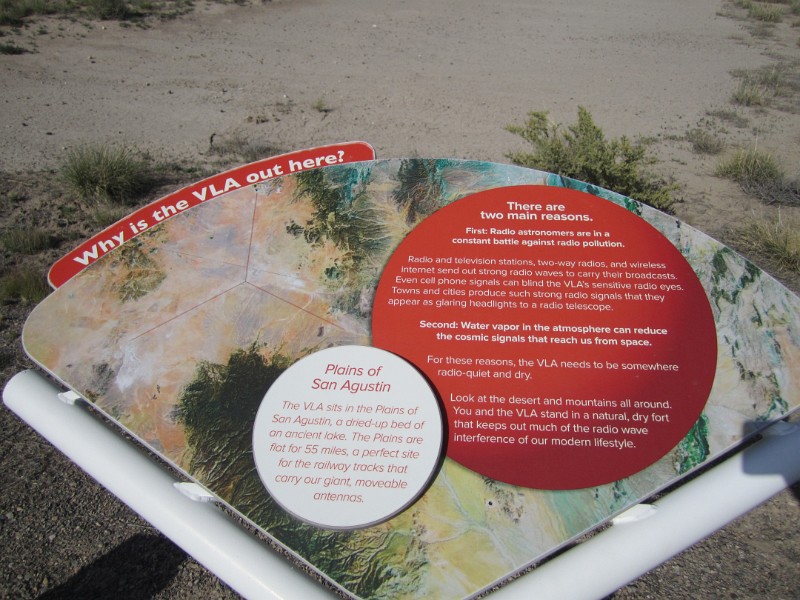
[253,345,443,529]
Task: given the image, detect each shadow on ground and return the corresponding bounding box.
[741,419,800,505]
[37,533,186,600]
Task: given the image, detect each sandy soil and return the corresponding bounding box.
[1,0,799,598]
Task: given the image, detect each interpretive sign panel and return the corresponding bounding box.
[22,153,800,599]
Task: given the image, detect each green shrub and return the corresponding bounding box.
[61,144,153,204]
[506,106,676,212]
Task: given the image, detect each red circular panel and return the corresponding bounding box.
[372,185,716,489]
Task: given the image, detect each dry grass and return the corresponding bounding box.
[733,212,800,273]
[61,144,154,205]
[732,78,768,106]
[0,0,194,26]
[716,146,784,186]
[707,108,750,128]
[0,226,56,254]
[716,146,800,205]
[750,3,785,22]
[0,266,50,304]
[207,131,282,165]
[687,128,726,155]
[730,57,800,112]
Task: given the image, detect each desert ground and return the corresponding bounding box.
[1,0,799,598]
